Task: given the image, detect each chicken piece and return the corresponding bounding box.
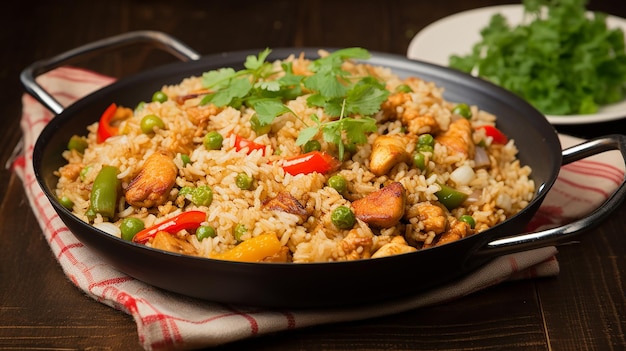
[125,151,178,208]
[407,202,447,234]
[339,228,373,260]
[371,235,417,258]
[185,103,222,137]
[369,134,411,176]
[428,218,472,248]
[58,163,83,181]
[352,182,406,227]
[151,231,197,255]
[262,191,309,221]
[381,92,442,135]
[435,117,475,159]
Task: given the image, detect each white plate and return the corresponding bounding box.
[407,4,626,125]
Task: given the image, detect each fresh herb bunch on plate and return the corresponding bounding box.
[449,0,626,116]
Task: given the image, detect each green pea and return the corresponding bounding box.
[395,84,413,93]
[140,114,165,134]
[234,223,247,242]
[250,115,272,135]
[203,131,224,150]
[236,172,253,190]
[135,101,146,112]
[180,154,191,167]
[417,134,435,147]
[413,152,426,170]
[191,186,213,206]
[59,196,74,210]
[120,217,145,241]
[331,206,356,230]
[179,186,193,197]
[67,135,88,153]
[328,174,347,193]
[303,139,322,153]
[452,103,472,119]
[196,225,217,241]
[459,215,476,229]
[417,144,434,153]
[152,91,168,103]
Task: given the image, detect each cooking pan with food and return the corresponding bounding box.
[23,31,626,308]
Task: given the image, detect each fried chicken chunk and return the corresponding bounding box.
[125,151,178,208]
[352,182,406,228]
[369,134,411,176]
[371,235,417,258]
[435,117,475,159]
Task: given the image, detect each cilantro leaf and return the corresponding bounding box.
[250,98,292,125]
[449,0,626,115]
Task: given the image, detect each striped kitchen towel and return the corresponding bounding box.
[12,66,623,351]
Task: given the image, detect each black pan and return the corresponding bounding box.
[23,31,626,308]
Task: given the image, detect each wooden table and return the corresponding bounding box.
[2,1,625,350]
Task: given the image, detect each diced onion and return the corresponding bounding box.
[450,164,475,186]
[474,146,490,168]
[93,222,121,238]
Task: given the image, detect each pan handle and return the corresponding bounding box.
[475,134,626,257]
[20,30,201,115]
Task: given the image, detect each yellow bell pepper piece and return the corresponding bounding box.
[211,233,282,262]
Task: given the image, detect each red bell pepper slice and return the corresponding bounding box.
[234,134,267,155]
[132,210,206,244]
[282,151,341,175]
[96,103,119,143]
[477,125,508,145]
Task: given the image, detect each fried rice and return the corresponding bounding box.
[55,49,535,263]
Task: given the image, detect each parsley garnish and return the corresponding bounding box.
[199,47,388,160]
[449,0,626,115]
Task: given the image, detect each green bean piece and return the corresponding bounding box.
[85,207,97,222]
[59,196,74,210]
[250,115,272,135]
[452,103,472,119]
[413,152,426,170]
[191,185,213,206]
[435,184,468,210]
[203,131,224,150]
[90,165,120,218]
[152,91,168,103]
[331,206,356,229]
[328,174,347,193]
[459,215,476,229]
[140,114,165,134]
[236,172,253,190]
[120,217,145,241]
[67,135,88,153]
[303,139,322,153]
[196,225,217,241]
[79,166,91,182]
[234,223,247,242]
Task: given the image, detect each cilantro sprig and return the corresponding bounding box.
[449,0,626,115]
[199,47,389,160]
